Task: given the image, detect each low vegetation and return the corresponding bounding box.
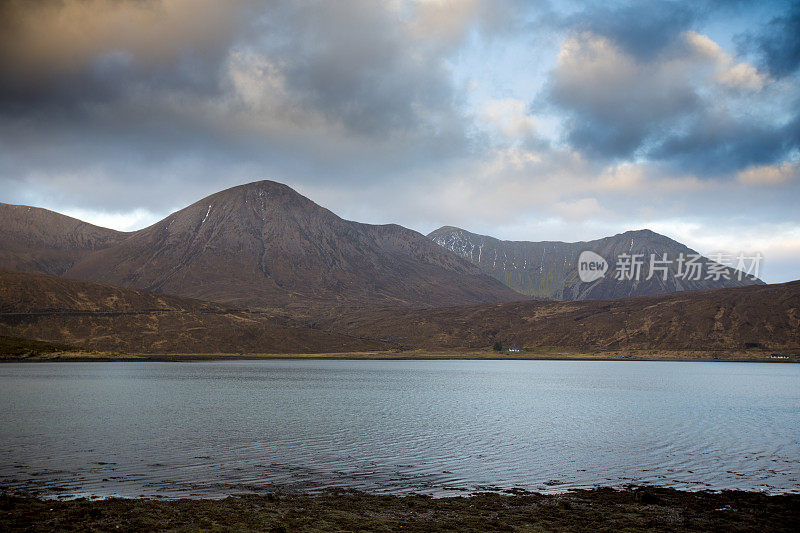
[0,335,76,358]
[2,270,798,359]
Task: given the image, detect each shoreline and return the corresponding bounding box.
[2,487,798,531]
[2,349,798,363]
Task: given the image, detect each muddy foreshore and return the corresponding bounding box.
[2,487,798,532]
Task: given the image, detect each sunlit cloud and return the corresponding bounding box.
[737,162,800,186]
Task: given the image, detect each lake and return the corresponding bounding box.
[1,359,798,498]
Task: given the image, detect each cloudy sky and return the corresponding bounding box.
[1,0,798,283]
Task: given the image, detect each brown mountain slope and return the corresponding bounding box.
[0,270,387,354]
[0,268,215,314]
[428,226,763,300]
[2,270,797,356]
[322,281,800,353]
[0,203,127,275]
[65,181,523,308]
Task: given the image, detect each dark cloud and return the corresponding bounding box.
[254,1,464,139]
[0,0,477,146]
[546,1,800,170]
[0,0,244,104]
[555,86,700,160]
[647,110,796,174]
[0,0,493,208]
[738,2,800,77]
[546,31,701,159]
[545,24,799,175]
[566,0,698,60]
[561,0,770,62]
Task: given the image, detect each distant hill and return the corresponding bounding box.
[0,270,387,354]
[0,203,127,276]
[64,181,523,308]
[322,280,800,354]
[2,269,796,356]
[428,226,763,300]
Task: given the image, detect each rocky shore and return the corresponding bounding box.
[2,487,798,532]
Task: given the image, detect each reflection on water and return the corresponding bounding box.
[1,359,798,498]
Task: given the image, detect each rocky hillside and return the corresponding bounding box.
[324,281,800,354]
[428,227,763,300]
[3,269,796,356]
[0,203,127,276]
[63,181,523,308]
[0,270,387,354]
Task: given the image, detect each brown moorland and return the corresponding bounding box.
[1,269,798,358]
[320,280,800,355]
[0,270,387,355]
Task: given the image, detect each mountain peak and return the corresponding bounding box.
[210,179,300,197]
[197,179,318,211]
[64,181,523,308]
[431,225,466,234]
[620,228,658,236]
[615,228,667,240]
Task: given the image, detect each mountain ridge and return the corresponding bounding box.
[1,181,769,308]
[322,279,800,354]
[0,202,128,276]
[64,181,524,308]
[428,226,763,300]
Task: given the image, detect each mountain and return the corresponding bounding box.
[428,227,763,301]
[323,280,800,355]
[65,181,523,308]
[0,202,127,276]
[0,270,388,354]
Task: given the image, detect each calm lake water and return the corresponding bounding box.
[1,360,798,498]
